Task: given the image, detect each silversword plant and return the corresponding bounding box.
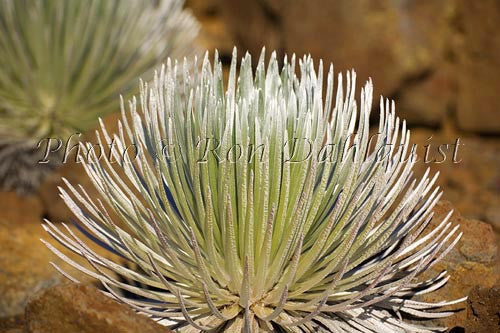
[44,49,464,332]
[0,0,198,193]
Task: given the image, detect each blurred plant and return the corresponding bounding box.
[44,49,464,332]
[0,0,198,193]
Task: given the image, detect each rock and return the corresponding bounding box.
[464,285,500,332]
[195,16,234,58]
[37,161,86,224]
[260,0,286,16]
[458,218,497,264]
[455,0,500,133]
[185,0,234,57]
[397,65,454,127]
[219,0,455,98]
[24,283,171,333]
[0,220,121,317]
[0,192,43,225]
[0,221,60,317]
[418,200,499,329]
[219,0,281,65]
[408,129,500,247]
[432,200,498,265]
[217,0,500,133]
[186,0,219,17]
[0,315,24,333]
[284,0,455,96]
[486,199,500,233]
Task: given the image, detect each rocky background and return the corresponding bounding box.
[1,0,499,332]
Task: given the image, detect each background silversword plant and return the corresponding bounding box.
[0,0,198,193]
[44,49,465,332]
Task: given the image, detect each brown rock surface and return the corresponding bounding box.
[187,0,233,58]
[24,283,171,333]
[455,0,500,133]
[397,66,454,127]
[0,192,43,225]
[186,0,218,17]
[196,15,234,57]
[418,200,499,329]
[219,0,455,101]
[458,218,498,264]
[37,161,87,223]
[219,0,280,65]
[0,221,61,318]
[464,284,500,332]
[282,0,454,96]
[0,220,121,317]
[215,0,500,134]
[186,0,234,59]
[409,129,500,247]
[0,315,23,333]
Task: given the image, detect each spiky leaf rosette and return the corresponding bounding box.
[43,49,464,332]
[0,0,198,193]
[0,0,198,141]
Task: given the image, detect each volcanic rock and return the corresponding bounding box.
[24,283,171,333]
[419,200,499,329]
[0,220,121,317]
[455,0,500,133]
[464,284,500,332]
[0,192,43,226]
